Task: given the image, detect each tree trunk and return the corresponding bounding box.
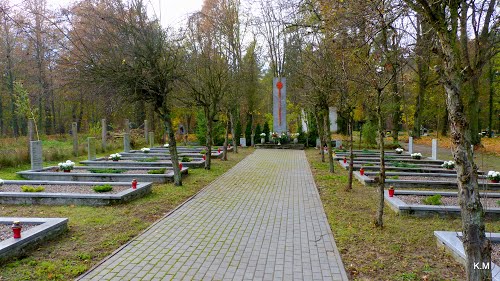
[375,89,386,228]
[315,110,325,162]
[205,110,213,170]
[164,113,182,186]
[444,69,491,281]
[324,110,334,173]
[230,111,238,153]
[468,75,481,145]
[488,62,494,137]
[222,114,229,161]
[441,106,449,137]
[346,116,354,191]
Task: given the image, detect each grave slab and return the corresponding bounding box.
[0,180,153,206]
[0,217,68,262]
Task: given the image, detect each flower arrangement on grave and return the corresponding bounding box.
[260,132,266,144]
[0,179,3,186]
[271,132,279,144]
[58,160,75,172]
[164,143,169,148]
[291,133,299,139]
[487,171,500,182]
[279,132,289,144]
[441,161,455,169]
[141,147,150,153]
[410,153,422,159]
[395,148,404,154]
[109,153,122,161]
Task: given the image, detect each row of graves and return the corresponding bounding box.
[0,130,229,263]
[335,138,500,279]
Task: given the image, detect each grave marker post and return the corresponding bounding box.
[431,139,438,160]
[408,137,413,154]
[72,122,78,156]
[101,119,107,151]
[124,133,131,152]
[149,132,155,148]
[144,120,149,143]
[87,137,96,160]
[30,141,43,170]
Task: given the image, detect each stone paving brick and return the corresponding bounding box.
[77,150,347,280]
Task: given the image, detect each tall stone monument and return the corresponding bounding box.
[273,77,287,134]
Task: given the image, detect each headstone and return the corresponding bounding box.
[101,119,107,151]
[273,77,287,134]
[30,141,43,170]
[240,138,247,147]
[408,137,413,154]
[335,140,342,148]
[125,119,130,134]
[329,107,338,132]
[149,132,155,148]
[87,137,96,160]
[431,139,438,160]
[72,122,78,156]
[28,120,35,157]
[123,133,131,152]
[316,138,321,148]
[144,120,149,143]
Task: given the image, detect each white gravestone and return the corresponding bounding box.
[30,141,43,170]
[123,133,131,152]
[87,137,96,160]
[240,138,247,147]
[408,137,413,154]
[431,139,438,160]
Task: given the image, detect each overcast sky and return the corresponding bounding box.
[45,0,204,28]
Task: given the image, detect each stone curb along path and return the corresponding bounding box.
[77,149,348,281]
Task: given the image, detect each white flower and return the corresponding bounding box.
[441,160,455,168]
[260,133,266,137]
[141,147,150,152]
[488,171,500,180]
[395,148,403,152]
[411,153,422,157]
[164,143,169,147]
[58,160,75,170]
[109,153,122,160]
[0,179,4,186]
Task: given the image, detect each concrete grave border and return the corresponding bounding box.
[0,217,68,262]
[384,190,500,218]
[17,166,188,183]
[80,157,205,168]
[0,180,152,206]
[434,231,500,281]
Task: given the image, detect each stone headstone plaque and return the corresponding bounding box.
[144,120,149,143]
[125,119,130,134]
[101,119,107,151]
[87,137,96,160]
[316,138,321,148]
[240,138,247,147]
[335,140,342,148]
[149,132,155,148]
[72,122,78,156]
[273,77,287,134]
[431,139,438,160]
[408,137,413,154]
[30,141,43,170]
[123,133,131,152]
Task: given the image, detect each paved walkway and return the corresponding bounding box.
[78,150,347,281]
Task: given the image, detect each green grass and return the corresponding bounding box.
[93,184,114,193]
[87,168,125,174]
[423,194,443,205]
[305,149,500,280]
[393,162,418,168]
[136,156,159,162]
[147,168,166,174]
[20,185,45,192]
[181,156,192,162]
[0,148,254,280]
